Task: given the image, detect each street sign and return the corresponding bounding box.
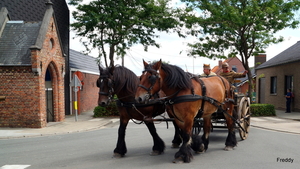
[71,74,82,121]
[71,74,82,92]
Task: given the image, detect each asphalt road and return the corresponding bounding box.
[0,122,299,169]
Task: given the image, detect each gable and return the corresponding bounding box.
[0,0,69,56]
[212,57,245,74]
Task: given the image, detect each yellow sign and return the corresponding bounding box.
[74,101,78,110]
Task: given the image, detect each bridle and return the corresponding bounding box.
[97,74,114,102]
[138,68,160,100]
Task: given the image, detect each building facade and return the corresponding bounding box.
[256,41,300,111]
[0,3,65,127]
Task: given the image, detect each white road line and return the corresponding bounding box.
[0,165,31,169]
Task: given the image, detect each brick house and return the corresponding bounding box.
[256,41,300,112]
[0,2,66,128]
[69,49,99,115]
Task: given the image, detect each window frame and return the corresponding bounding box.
[270,76,277,95]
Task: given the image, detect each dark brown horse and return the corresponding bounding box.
[96,65,182,158]
[135,60,237,163]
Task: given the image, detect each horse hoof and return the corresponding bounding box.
[112,153,124,158]
[172,157,184,164]
[171,143,180,148]
[224,146,234,151]
[150,150,162,156]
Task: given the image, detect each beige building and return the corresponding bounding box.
[256,41,300,112]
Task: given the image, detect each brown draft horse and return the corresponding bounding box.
[135,60,237,163]
[97,65,182,158]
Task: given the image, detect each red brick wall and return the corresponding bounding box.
[0,66,42,127]
[0,16,65,128]
[71,72,99,115]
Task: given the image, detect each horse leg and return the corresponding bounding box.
[171,121,182,148]
[145,122,165,155]
[173,129,193,163]
[224,104,237,151]
[200,117,211,152]
[113,120,128,158]
[173,117,195,163]
[191,134,204,154]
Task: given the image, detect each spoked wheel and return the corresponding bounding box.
[192,118,202,135]
[237,97,251,140]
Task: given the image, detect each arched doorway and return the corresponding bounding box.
[45,68,54,122]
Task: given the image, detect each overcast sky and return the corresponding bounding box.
[68,1,300,75]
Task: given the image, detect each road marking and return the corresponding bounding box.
[0,165,30,169]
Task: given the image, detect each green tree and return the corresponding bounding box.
[69,0,182,68]
[181,0,300,98]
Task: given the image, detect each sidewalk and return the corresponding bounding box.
[0,110,299,139]
[0,110,119,139]
[251,110,300,134]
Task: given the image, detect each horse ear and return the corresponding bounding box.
[153,59,162,71]
[109,65,115,75]
[143,59,148,68]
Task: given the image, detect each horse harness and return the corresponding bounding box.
[99,72,238,126]
[98,74,167,124]
[98,74,114,103]
[154,75,236,123]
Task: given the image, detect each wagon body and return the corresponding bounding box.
[193,93,251,140]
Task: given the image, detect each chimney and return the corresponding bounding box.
[218,60,222,68]
[255,54,266,68]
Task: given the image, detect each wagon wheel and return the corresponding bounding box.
[237,97,251,140]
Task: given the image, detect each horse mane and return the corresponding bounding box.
[112,65,139,95]
[161,63,192,89]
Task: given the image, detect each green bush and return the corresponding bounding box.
[250,104,275,116]
[93,106,108,117]
[93,101,119,117]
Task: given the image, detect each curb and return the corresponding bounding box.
[251,124,300,135]
[0,120,114,140]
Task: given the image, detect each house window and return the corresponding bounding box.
[285,75,293,94]
[270,76,277,94]
[49,38,54,50]
[232,66,237,72]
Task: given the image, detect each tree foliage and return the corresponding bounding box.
[69,0,182,68]
[181,0,300,97]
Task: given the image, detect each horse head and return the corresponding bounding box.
[135,60,162,104]
[97,66,115,107]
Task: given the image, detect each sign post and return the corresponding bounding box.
[71,74,82,121]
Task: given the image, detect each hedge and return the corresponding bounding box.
[93,101,119,117]
[250,104,275,117]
